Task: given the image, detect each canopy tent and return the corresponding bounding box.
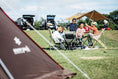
[0,7,76,79]
[66,10,108,21]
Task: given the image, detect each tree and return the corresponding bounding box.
[57,20,70,29]
[34,17,45,30]
[85,18,90,24]
[77,19,84,27]
[110,10,118,24]
[34,20,41,30]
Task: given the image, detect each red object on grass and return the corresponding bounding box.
[107,27,111,30]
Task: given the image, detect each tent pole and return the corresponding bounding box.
[0,59,14,79]
[88,11,94,24]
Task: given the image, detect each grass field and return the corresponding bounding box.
[25,30,118,79]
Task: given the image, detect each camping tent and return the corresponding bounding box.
[66,10,108,21]
[0,7,76,79]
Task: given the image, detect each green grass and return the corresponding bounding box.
[25,30,118,79]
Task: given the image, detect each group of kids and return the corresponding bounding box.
[52,18,99,45]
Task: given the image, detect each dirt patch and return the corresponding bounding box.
[80,57,107,60]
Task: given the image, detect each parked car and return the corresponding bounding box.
[16,15,35,30]
[40,15,57,30]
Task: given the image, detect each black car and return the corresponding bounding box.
[16,15,35,30]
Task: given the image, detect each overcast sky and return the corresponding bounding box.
[0,0,118,21]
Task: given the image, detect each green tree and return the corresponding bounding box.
[102,10,118,30]
[57,20,70,29]
[34,17,45,30]
[77,19,85,27]
[109,10,118,30]
[110,10,118,24]
[34,20,40,30]
[85,18,90,24]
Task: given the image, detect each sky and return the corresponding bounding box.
[0,0,118,22]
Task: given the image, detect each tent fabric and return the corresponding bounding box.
[66,10,108,21]
[0,7,76,79]
[0,65,9,79]
[66,13,86,21]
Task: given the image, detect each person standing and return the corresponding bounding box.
[103,19,108,30]
[65,18,77,31]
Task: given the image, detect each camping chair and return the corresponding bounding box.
[82,35,93,47]
[74,36,87,49]
[64,31,75,50]
[90,28,107,49]
[48,29,66,50]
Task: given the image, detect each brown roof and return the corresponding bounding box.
[66,10,108,21]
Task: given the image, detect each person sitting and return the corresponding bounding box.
[76,22,85,43]
[85,22,99,46]
[103,19,108,30]
[52,26,64,43]
[65,18,77,32]
[85,21,99,35]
